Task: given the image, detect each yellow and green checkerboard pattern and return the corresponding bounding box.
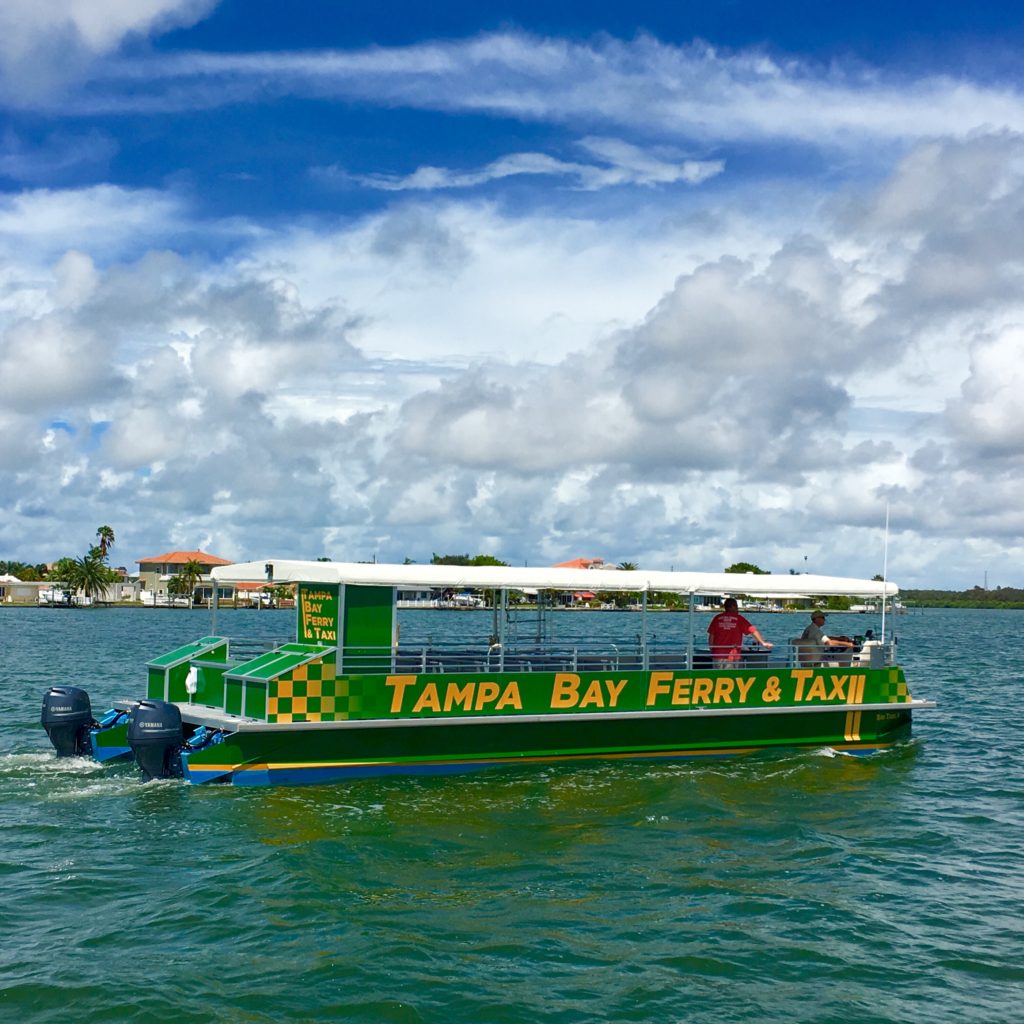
[267,657,366,723]
[880,669,910,703]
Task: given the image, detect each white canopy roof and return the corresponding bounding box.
[213,559,898,598]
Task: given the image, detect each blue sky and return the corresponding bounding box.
[3,1,1024,586]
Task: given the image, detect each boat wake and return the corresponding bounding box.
[0,751,104,776]
[45,776,153,801]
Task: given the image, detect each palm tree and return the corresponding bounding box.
[95,525,115,560]
[177,559,205,608]
[70,555,116,605]
[613,562,640,608]
[0,560,37,579]
[167,574,188,606]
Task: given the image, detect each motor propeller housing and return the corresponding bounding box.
[127,700,185,781]
[41,686,94,757]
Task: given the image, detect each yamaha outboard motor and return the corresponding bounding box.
[41,686,94,757]
[127,700,184,781]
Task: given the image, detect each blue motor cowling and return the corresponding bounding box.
[127,700,184,781]
[41,686,94,757]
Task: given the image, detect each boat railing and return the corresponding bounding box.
[216,635,897,675]
[785,637,897,670]
[330,640,648,675]
[225,636,293,663]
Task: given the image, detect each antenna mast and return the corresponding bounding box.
[880,503,890,643]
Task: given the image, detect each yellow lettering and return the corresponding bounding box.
[646,671,674,706]
[412,683,441,713]
[605,679,628,707]
[692,677,714,704]
[579,679,605,708]
[552,673,581,708]
[475,681,500,710]
[496,681,522,710]
[806,675,828,701]
[828,674,849,701]
[736,677,756,703]
[385,675,417,713]
[792,669,813,701]
[444,682,474,711]
[672,677,692,705]
[713,677,735,704]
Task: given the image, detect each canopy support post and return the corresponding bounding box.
[499,588,507,672]
[687,591,695,670]
[641,590,649,670]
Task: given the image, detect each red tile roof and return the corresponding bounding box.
[136,550,232,566]
[553,558,605,570]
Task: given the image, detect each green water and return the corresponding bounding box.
[1,607,1020,1022]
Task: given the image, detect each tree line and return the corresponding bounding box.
[901,586,1024,608]
[3,529,216,608]
[3,526,121,604]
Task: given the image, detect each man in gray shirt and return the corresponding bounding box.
[799,611,854,664]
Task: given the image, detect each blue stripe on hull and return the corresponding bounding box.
[184,759,487,787]
[181,741,896,786]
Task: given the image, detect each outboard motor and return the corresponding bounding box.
[127,700,184,781]
[41,686,94,757]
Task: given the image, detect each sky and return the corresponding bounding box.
[3,1,1024,587]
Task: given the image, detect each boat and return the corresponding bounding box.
[39,560,934,786]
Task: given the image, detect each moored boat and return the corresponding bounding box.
[41,560,934,786]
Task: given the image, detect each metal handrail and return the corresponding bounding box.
[214,635,896,675]
[226,636,293,661]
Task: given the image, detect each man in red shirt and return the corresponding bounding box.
[707,598,773,667]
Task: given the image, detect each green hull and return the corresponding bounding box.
[177,662,918,785]
[90,718,132,762]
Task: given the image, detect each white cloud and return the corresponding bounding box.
[576,137,724,187]
[51,250,100,308]
[0,185,188,264]
[0,409,46,471]
[945,324,1024,460]
[0,313,125,413]
[5,126,1024,585]
[0,0,218,105]
[239,199,754,367]
[331,137,724,193]
[78,32,1024,153]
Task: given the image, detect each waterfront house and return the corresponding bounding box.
[553,557,613,606]
[0,573,23,603]
[137,550,233,604]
